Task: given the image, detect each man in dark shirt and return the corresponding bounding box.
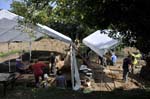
[49,53,56,74]
[122,55,132,83]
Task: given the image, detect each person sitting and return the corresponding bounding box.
[40,74,51,88]
[16,58,26,74]
[55,70,66,89]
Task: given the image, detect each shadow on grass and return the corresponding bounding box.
[0,85,150,99]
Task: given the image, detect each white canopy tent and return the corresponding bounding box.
[0,10,81,90]
[82,30,119,57]
[0,10,44,72]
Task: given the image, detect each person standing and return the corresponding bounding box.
[98,55,107,67]
[105,51,112,65]
[49,52,56,74]
[111,53,117,66]
[122,55,132,83]
[129,52,141,74]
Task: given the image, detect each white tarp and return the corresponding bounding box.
[0,9,23,20]
[83,30,119,57]
[0,10,44,42]
[37,23,72,44]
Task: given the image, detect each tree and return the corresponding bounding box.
[60,0,150,54]
[11,0,88,40]
[11,0,53,24]
[11,0,150,54]
[10,1,28,17]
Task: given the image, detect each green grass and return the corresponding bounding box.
[0,50,20,57]
[0,85,150,99]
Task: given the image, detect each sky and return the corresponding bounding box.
[0,0,55,10]
[0,0,13,10]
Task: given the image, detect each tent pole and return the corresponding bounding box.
[8,42,11,72]
[21,42,23,60]
[29,41,32,61]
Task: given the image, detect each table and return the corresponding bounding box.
[0,73,19,96]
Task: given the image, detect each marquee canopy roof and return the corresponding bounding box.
[0,10,72,43]
[83,30,119,57]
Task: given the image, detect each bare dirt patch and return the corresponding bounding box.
[0,38,69,62]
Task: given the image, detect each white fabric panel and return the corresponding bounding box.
[0,9,23,20]
[71,46,81,90]
[11,31,31,42]
[83,30,119,57]
[0,29,25,42]
[0,18,18,35]
[37,23,72,44]
[0,20,43,42]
